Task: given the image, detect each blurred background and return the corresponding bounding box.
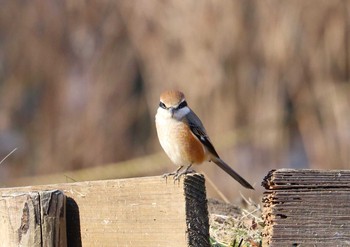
[0,0,349,201]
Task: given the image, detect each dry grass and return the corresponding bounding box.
[208,198,263,247]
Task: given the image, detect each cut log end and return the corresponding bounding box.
[184,174,210,247]
[262,169,350,246]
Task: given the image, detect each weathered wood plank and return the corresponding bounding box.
[40,190,67,247]
[262,169,350,246]
[0,174,209,247]
[0,190,66,247]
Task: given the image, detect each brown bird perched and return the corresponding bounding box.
[155,90,254,189]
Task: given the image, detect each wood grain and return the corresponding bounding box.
[0,190,66,247]
[0,174,209,247]
[262,169,350,246]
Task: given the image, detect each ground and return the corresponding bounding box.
[208,198,263,247]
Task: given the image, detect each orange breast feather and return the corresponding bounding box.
[175,123,206,165]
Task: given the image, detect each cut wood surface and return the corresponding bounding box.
[0,190,66,247]
[0,174,209,247]
[262,169,350,246]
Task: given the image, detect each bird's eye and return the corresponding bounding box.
[177,100,187,109]
[159,102,167,109]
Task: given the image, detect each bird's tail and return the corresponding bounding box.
[211,156,254,190]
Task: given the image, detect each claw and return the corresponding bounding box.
[162,165,184,182]
[163,164,194,183]
[162,164,194,183]
[173,164,194,182]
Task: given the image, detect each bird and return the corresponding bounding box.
[155,90,254,189]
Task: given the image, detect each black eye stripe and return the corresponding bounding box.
[177,100,187,109]
[159,102,167,109]
[159,101,187,110]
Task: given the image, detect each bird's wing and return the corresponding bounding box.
[183,110,220,158]
[184,109,254,189]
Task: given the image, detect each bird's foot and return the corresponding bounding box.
[162,171,177,179]
[162,165,195,183]
[173,169,195,182]
[162,166,184,182]
[173,164,194,182]
[162,173,172,183]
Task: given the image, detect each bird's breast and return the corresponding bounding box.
[155,112,206,166]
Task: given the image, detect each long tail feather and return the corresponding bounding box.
[211,157,254,190]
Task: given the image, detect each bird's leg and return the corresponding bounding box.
[162,165,184,180]
[173,164,194,181]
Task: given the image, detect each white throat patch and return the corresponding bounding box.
[173,106,190,120]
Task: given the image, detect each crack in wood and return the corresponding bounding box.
[18,201,30,243]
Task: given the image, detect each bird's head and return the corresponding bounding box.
[158,90,190,119]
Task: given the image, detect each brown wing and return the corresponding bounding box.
[183,110,220,158]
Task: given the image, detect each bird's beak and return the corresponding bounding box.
[169,108,175,117]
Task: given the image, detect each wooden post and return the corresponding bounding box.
[0,190,66,247]
[0,174,209,247]
[262,169,350,246]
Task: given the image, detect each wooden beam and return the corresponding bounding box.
[262,169,350,246]
[0,174,209,247]
[0,190,66,247]
[2,153,169,187]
